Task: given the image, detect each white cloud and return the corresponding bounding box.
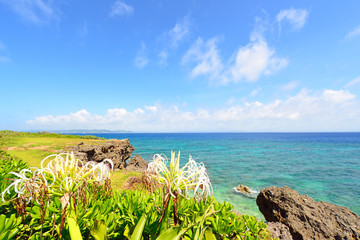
[276,8,308,30]
[229,39,288,83]
[182,37,224,82]
[145,106,157,112]
[281,81,300,91]
[109,1,134,17]
[182,36,287,84]
[168,16,191,48]
[344,25,360,41]
[27,89,360,132]
[322,89,355,103]
[345,76,360,88]
[134,42,148,68]
[157,16,191,66]
[0,0,59,24]
[182,12,289,85]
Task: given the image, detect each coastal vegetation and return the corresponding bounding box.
[0,131,272,239]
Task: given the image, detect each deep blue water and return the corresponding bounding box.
[77,133,360,219]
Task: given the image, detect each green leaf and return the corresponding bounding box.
[130,213,147,240]
[90,221,107,240]
[156,223,194,240]
[8,228,20,239]
[204,228,216,240]
[67,216,83,240]
[0,231,10,240]
[4,214,14,230]
[0,215,6,233]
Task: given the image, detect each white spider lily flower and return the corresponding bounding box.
[146,151,213,199]
[2,153,114,203]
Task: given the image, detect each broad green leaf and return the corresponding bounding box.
[156,223,194,240]
[67,216,83,240]
[0,215,6,233]
[130,213,147,240]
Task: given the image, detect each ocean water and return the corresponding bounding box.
[81,133,360,219]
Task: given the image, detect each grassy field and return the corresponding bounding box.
[1,131,141,190]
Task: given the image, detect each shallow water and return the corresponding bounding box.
[81,133,360,219]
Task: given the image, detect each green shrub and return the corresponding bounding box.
[0,152,272,240]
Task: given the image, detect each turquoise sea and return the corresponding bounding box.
[80,133,360,219]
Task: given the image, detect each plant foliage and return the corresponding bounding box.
[0,151,272,240]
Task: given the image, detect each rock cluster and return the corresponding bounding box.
[257,186,360,240]
[66,139,147,171]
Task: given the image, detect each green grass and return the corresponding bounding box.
[8,149,52,168]
[1,131,140,191]
[111,170,142,189]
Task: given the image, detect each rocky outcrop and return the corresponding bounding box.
[126,155,148,172]
[257,186,360,240]
[67,139,135,169]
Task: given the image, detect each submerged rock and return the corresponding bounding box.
[257,186,360,240]
[67,139,135,169]
[235,184,251,193]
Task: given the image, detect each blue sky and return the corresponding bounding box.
[1,0,360,132]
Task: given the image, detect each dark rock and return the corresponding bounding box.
[266,222,293,240]
[126,155,148,172]
[67,139,135,169]
[257,186,360,240]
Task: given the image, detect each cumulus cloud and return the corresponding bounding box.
[276,8,308,30]
[0,0,60,24]
[182,35,287,84]
[134,42,148,68]
[322,89,355,103]
[229,39,288,83]
[27,89,360,132]
[109,1,134,17]
[344,25,360,41]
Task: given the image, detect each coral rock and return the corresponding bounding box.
[257,186,360,240]
[67,139,135,169]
